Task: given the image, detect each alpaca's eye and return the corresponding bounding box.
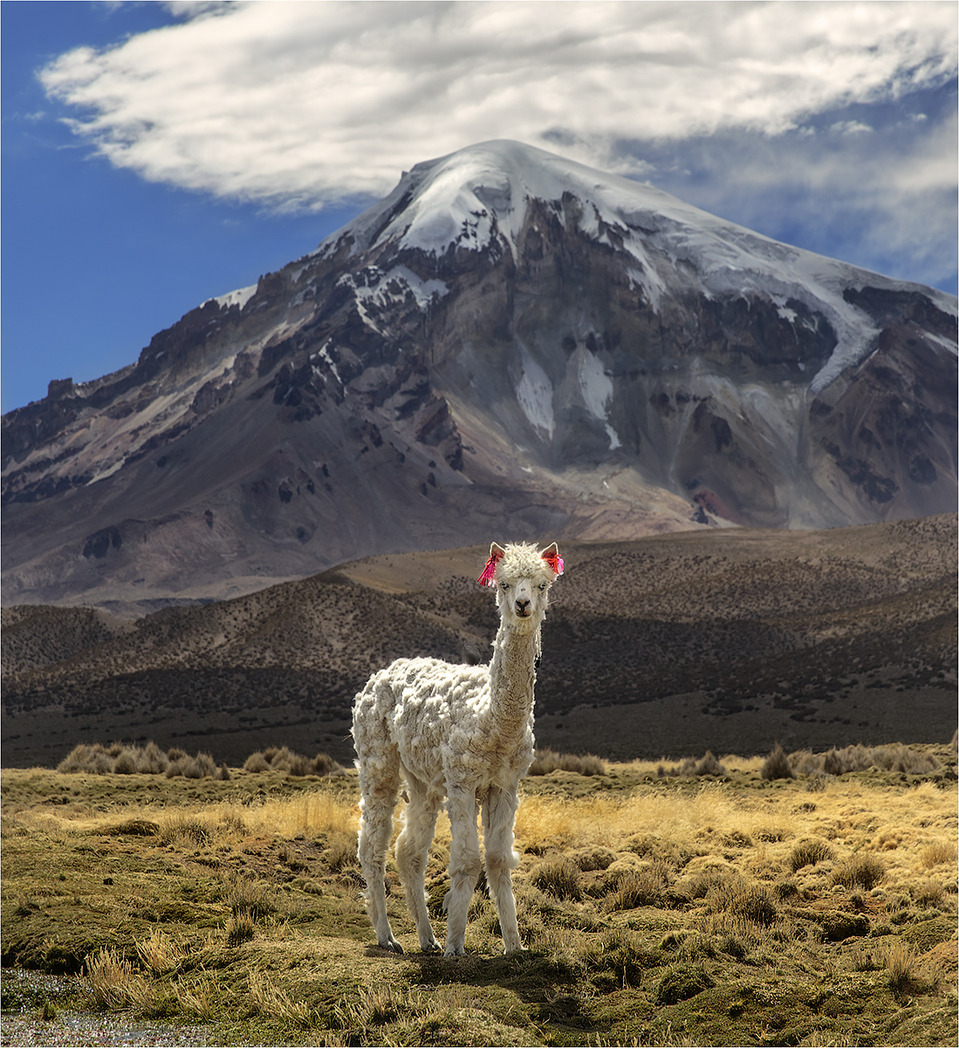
[538,582,548,591]
[500,581,510,591]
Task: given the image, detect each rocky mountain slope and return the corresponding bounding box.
[2,140,956,607]
[2,517,955,768]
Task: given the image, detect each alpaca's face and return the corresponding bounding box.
[489,542,562,627]
[496,569,552,625]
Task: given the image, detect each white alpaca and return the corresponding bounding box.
[352,541,564,957]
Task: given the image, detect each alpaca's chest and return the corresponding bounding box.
[445,717,535,790]
[393,703,533,790]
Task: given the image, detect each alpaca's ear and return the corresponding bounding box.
[477,543,506,587]
[540,542,564,577]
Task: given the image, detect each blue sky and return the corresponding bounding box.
[3,1,956,414]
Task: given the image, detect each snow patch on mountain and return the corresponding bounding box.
[576,348,621,449]
[207,284,256,311]
[515,347,555,439]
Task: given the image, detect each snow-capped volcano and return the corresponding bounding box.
[3,140,956,607]
[322,139,949,393]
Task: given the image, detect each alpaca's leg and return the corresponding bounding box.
[357,750,403,953]
[482,786,523,954]
[443,785,482,957]
[394,776,442,953]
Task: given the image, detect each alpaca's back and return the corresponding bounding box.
[353,656,492,784]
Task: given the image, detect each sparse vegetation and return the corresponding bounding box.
[2,745,956,1046]
[529,749,606,776]
[56,741,341,779]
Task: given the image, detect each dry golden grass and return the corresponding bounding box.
[2,755,957,1047]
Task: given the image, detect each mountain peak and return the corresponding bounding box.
[324,138,692,261]
[3,141,956,607]
[323,139,955,394]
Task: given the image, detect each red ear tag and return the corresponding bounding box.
[542,551,564,576]
[477,548,504,587]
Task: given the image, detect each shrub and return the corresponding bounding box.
[248,971,311,1028]
[84,949,152,1011]
[569,846,617,872]
[56,743,93,773]
[872,744,940,776]
[226,875,276,921]
[135,930,182,976]
[138,741,169,774]
[243,752,271,772]
[761,743,794,781]
[159,816,211,847]
[801,743,942,778]
[226,910,256,946]
[585,928,647,990]
[831,853,885,890]
[529,749,606,776]
[311,752,341,776]
[112,748,139,775]
[324,834,358,874]
[192,752,218,778]
[919,841,954,869]
[911,879,947,910]
[884,941,938,997]
[56,743,114,774]
[243,747,341,776]
[694,750,726,776]
[166,751,219,779]
[788,838,836,872]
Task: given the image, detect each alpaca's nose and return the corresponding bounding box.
[515,598,530,616]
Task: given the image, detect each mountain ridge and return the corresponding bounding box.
[2,516,955,768]
[2,140,956,607]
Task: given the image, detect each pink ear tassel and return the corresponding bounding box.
[542,551,564,576]
[477,550,503,587]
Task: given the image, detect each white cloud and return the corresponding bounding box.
[38,0,958,210]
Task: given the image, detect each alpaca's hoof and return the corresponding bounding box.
[379,938,404,954]
[443,946,466,958]
[421,942,440,954]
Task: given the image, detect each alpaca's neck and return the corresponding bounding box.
[486,619,539,733]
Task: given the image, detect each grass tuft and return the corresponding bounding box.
[705,875,778,926]
[529,749,606,776]
[830,853,886,891]
[788,838,836,872]
[85,949,152,1012]
[530,857,583,901]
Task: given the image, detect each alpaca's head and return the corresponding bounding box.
[478,541,563,629]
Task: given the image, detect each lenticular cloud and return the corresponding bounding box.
[38,1,957,210]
